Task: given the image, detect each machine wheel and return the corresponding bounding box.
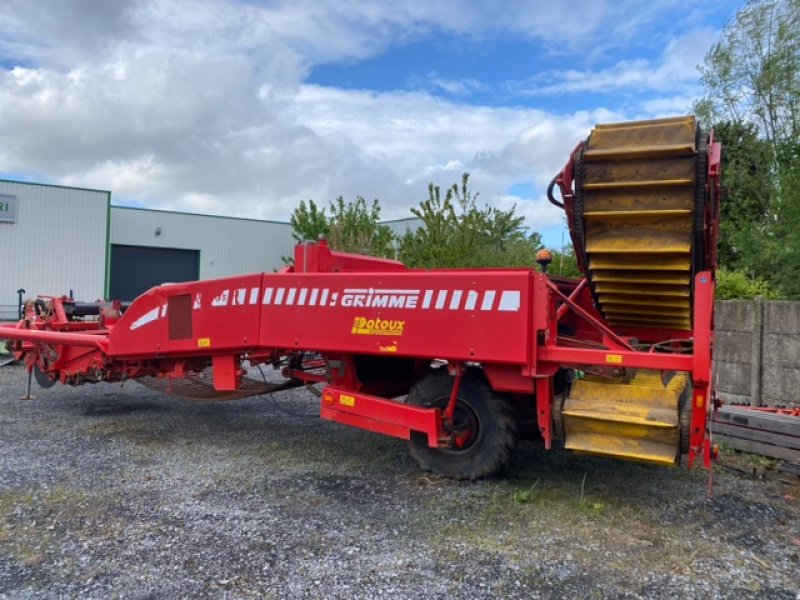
[33,365,56,388]
[407,369,518,480]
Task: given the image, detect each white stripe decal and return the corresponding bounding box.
[498,290,521,311]
[465,290,478,310]
[481,291,496,311]
[255,286,520,312]
[435,290,447,309]
[130,307,159,330]
[449,290,462,310]
[422,290,433,309]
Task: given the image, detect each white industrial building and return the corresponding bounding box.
[0,180,110,319]
[0,179,422,319]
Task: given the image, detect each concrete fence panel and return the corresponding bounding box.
[715,298,800,408]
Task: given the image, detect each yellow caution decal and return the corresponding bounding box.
[197,337,211,348]
[339,394,356,407]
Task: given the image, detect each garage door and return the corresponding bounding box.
[110,245,200,301]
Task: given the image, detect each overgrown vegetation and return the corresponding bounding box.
[715,268,776,300]
[398,173,544,269]
[288,172,566,272]
[290,196,395,258]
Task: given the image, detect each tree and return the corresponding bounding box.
[711,120,777,270]
[762,141,800,297]
[399,173,543,269]
[695,0,799,169]
[326,196,395,258]
[288,196,396,259]
[290,199,328,243]
[694,1,800,297]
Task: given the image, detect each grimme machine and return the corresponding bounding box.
[2,115,721,479]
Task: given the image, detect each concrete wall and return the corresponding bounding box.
[715,298,800,408]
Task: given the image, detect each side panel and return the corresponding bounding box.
[106,270,533,365]
[107,274,265,358]
[255,271,532,364]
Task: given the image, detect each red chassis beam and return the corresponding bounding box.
[319,386,444,447]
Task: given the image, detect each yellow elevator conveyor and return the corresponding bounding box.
[574,115,706,332]
[556,116,709,466]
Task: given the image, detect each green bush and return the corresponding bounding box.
[715,268,776,300]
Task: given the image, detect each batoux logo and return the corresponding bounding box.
[351,316,405,336]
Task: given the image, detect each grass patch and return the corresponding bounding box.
[0,485,124,566]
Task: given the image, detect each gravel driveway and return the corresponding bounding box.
[1,362,798,599]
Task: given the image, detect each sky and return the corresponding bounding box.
[0,0,743,248]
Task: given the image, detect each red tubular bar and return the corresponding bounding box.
[0,325,107,349]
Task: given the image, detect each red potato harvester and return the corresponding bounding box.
[2,115,722,479]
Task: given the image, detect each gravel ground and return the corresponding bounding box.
[1,361,799,599]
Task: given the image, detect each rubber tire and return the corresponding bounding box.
[407,369,518,480]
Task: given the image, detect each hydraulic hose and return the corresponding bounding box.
[547,174,564,209]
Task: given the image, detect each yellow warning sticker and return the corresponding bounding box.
[339,394,356,407]
[605,354,623,364]
[197,338,211,348]
[696,394,704,408]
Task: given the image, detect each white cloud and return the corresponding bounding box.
[0,0,731,238]
[494,195,564,230]
[513,28,717,97]
[408,72,487,97]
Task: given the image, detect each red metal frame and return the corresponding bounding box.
[320,385,444,447]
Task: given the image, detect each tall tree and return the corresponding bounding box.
[763,141,800,297]
[694,0,800,298]
[695,0,800,168]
